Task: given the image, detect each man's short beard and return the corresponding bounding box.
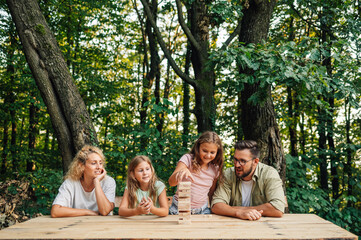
[236,166,253,180]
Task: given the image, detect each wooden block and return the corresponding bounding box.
[178,181,191,189]
[178,202,191,211]
[178,198,190,211]
[178,198,190,204]
[178,189,191,198]
[179,211,191,219]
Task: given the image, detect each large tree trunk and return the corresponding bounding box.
[189,0,216,132]
[6,0,98,173]
[138,0,160,147]
[238,0,286,181]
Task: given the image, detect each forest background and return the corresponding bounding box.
[0,0,360,237]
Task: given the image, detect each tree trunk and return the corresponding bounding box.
[10,93,17,170]
[328,94,339,199]
[317,102,328,191]
[43,126,50,153]
[1,106,9,175]
[189,0,216,132]
[7,0,98,173]
[139,0,159,147]
[140,0,242,134]
[300,113,306,155]
[238,0,286,181]
[27,97,39,172]
[182,44,191,148]
[287,87,298,156]
[345,98,353,207]
[236,91,243,141]
[286,17,298,157]
[102,115,109,149]
[319,9,333,194]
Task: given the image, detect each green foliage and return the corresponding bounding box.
[286,155,361,237]
[16,169,63,216]
[208,0,243,26]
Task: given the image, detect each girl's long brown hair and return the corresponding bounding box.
[189,131,224,182]
[126,155,158,208]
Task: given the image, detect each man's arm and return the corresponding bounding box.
[234,203,283,217]
[251,203,283,217]
[212,202,263,221]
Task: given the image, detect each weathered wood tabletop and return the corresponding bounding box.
[0,214,357,240]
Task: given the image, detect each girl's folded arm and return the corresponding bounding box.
[118,189,141,217]
[149,189,168,217]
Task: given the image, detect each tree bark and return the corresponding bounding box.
[27,96,39,172]
[7,0,98,173]
[287,87,298,156]
[189,0,216,132]
[236,91,243,141]
[345,98,353,207]
[182,43,191,148]
[238,0,286,181]
[317,102,328,191]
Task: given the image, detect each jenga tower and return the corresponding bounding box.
[178,181,191,224]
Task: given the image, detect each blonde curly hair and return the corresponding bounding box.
[65,145,106,181]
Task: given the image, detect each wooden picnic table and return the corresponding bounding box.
[0,213,357,240]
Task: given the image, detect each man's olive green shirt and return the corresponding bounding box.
[211,163,286,213]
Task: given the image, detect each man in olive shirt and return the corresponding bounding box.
[211,140,285,221]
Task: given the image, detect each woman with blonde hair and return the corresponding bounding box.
[51,145,116,217]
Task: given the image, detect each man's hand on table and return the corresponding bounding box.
[235,208,263,221]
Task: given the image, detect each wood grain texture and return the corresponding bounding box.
[0,214,357,240]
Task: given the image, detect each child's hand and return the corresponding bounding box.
[137,197,151,214]
[176,168,194,182]
[146,197,155,213]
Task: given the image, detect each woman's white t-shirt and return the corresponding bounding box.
[52,176,116,215]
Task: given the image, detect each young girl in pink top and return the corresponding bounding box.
[168,131,224,214]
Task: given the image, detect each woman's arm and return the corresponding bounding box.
[168,162,194,186]
[94,172,114,216]
[149,189,168,217]
[51,204,98,218]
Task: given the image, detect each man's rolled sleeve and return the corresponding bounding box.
[211,169,233,207]
[264,170,286,213]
